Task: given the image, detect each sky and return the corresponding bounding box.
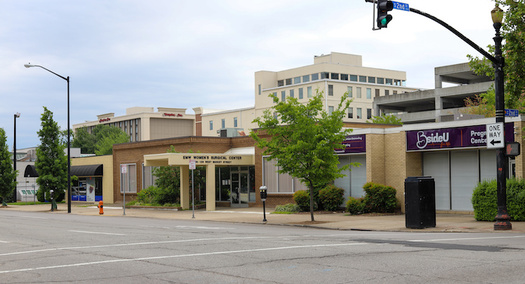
[0,0,499,149]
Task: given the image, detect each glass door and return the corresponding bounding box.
[239,172,248,205]
[231,168,249,207]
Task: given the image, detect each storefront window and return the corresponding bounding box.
[120,163,137,193]
[72,177,102,202]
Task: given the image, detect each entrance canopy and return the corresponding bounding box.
[144,152,254,167]
[143,151,254,211]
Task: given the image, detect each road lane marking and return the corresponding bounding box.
[409,235,525,243]
[0,242,368,274]
[0,236,273,257]
[174,225,232,230]
[69,230,126,236]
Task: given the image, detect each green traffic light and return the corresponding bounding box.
[380,15,393,27]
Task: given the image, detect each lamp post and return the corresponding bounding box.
[24,64,71,214]
[491,5,511,230]
[13,112,20,203]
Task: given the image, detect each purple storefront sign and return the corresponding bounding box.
[406,123,514,151]
[335,134,366,154]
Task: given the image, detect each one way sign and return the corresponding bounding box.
[486,122,504,149]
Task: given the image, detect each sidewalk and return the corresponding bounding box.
[3,203,525,233]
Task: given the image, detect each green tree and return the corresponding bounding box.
[0,128,16,206]
[367,114,403,125]
[94,127,129,155]
[36,107,67,203]
[153,146,181,193]
[251,91,355,221]
[72,124,129,155]
[467,1,525,113]
[72,127,95,154]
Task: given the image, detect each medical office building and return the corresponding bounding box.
[109,116,525,213]
[76,52,524,212]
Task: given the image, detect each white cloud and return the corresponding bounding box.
[0,0,500,148]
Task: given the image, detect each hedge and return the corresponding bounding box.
[472,179,525,221]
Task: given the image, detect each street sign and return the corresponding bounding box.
[189,159,196,170]
[392,1,409,11]
[486,122,504,149]
[505,109,519,117]
[121,164,127,174]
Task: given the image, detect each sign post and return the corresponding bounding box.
[189,159,196,218]
[121,165,127,215]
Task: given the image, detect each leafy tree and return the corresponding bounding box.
[251,91,355,221]
[94,127,129,155]
[36,107,67,203]
[72,124,129,155]
[153,146,181,195]
[367,114,403,125]
[72,127,95,154]
[0,128,16,206]
[467,1,525,113]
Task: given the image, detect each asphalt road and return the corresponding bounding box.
[1,210,525,283]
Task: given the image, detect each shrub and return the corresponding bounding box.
[137,186,160,205]
[472,179,525,221]
[35,189,64,203]
[274,203,301,213]
[472,180,497,221]
[362,182,397,213]
[319,185,345,211]
[137,186,180,206]
[346,197,364,215]
[293,190,317,211]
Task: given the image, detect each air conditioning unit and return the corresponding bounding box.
[219,128,245,138]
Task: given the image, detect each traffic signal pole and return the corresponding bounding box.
[365,1,511,230]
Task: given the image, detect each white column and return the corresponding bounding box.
[206,164,216,211]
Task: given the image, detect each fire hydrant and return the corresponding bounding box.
[98,201,104,215]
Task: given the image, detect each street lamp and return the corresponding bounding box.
[24,63,71,214]
[491,5,511,230]
[13,112,20,203]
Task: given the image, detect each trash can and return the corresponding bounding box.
[405,176,436,229]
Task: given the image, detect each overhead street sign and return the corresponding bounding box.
[486,123,504,149]
[505,109,519,117]
[392,1,409,11]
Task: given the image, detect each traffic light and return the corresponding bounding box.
[506,142,521,157]
[377,0,393,29]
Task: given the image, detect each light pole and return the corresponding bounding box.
[13,112,20,203]
[24,64,71,214]
[491,5,511,230]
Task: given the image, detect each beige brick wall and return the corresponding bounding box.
[366,134,385,184]
[383,132,422,211]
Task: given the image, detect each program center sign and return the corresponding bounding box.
[407,123,514,151]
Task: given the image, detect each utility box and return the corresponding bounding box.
[405,177,436,229]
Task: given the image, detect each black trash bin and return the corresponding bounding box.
[405,176,436,229]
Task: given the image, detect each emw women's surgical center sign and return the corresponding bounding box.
[406,123,514,151]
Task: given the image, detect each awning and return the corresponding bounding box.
[24,164,103,177]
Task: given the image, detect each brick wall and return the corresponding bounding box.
[112,136,255,203]
[383,131,422,212]
[366,134,386,184]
